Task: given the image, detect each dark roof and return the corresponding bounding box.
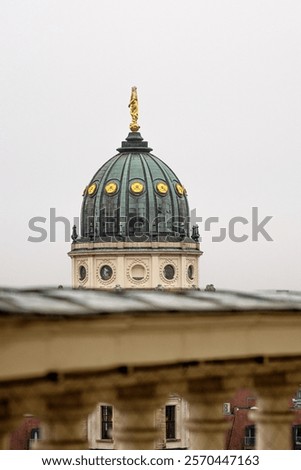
[0,288,301,317]
[79,132,191,242]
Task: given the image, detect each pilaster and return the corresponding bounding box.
[185,376,233,450]
[113,383,167,450]
[249,372,296,450]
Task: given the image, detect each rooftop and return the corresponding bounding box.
[1,288,301,317]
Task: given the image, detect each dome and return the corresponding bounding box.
[80,132,192,241]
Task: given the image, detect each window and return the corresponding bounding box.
[27,427,40,450]
[187,265,194,280]
[292,388,301,409]
[100,265,113,281]
[101,405,113,440]
[30,428,40,440]
[293,425,301,449]
[163,264,175,280]
[244,425,256,449]
[166,405,176,440]
[79,265,87,281]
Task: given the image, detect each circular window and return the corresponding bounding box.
[105,181,118,195]
[87,182,97,197]
[100,265,113,281]
[131,264,146,281]
[175,183,184,197]
[163,264,175,280]
[187,264,194,280]
[156,181,169,195]
[130,181,144,195]
[79,265,87,281]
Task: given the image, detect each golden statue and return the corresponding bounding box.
[128,86,140,132]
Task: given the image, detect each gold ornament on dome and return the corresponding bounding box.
[130,181,144,194]
[128,86,140,132]
[156,182,169,195]
[87,182,97,196]
[105,181,118,195]
[175,183,185,196]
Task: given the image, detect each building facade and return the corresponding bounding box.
[2,288,301,450]
[3,90,301,451]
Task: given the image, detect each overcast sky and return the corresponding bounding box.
[1,0,300,291]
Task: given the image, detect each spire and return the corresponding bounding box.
[128,86,140,132]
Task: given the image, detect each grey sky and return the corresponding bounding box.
[1,0,300,290]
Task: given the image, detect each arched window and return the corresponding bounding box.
[27,427,40,449]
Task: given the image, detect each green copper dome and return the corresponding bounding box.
[80,132,192,242]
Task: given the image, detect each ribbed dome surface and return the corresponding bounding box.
[80,132,191,241]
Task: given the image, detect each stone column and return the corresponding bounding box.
[35,391,95,450]
[249,372,295,450]
[185,376,232,450]
[114,383,166,450]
